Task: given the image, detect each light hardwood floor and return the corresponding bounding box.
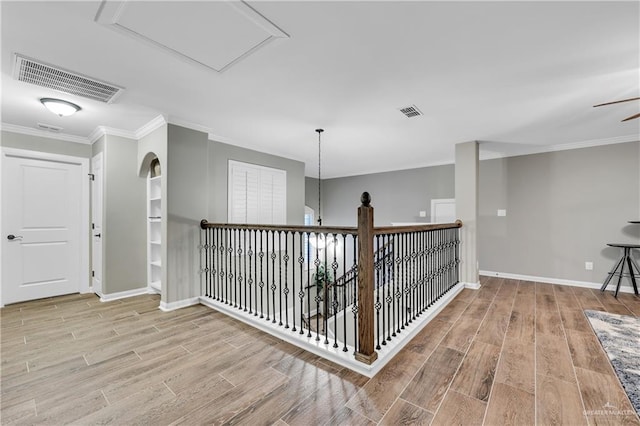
[1,277,639,425]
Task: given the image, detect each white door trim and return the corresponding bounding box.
[0,148,91,307]
[91,152,104,297]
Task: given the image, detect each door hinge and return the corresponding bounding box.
[92,270,95,277]
[92,223,95,230]
[88,173,95,181]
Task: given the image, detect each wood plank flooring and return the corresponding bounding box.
[1,277,639,425]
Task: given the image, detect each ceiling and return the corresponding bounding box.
[1,1,638,178]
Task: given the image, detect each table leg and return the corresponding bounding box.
[601,255,625,291]
[614,250,627,298]
[626,252,639,295]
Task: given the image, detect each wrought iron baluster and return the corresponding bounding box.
[385,236,393,342]
[271,232,277,324]
[259,230,265,318]
[242,229,247,311]
[248,229,253,314]
[203,228,209,297]
[210,228,216,300]
[283,231,290,329]
[342,234,348,352]
[298,232,305,334]
[235,228,240,308]
[401,232,407,329]
[254,230,258,316]
[331,234,339,348]
[410,231,417,322]
[352,235,358,353]
[374,234,382,350]
[323,236,329,344]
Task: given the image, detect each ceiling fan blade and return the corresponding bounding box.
[593,97,640,107]
[621,112,640,122]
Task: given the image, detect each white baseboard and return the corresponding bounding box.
[463,281,481,290]
[479,270,637,294]
[100,287,149,302]
[199,282,465,378]
[159,297,200,312]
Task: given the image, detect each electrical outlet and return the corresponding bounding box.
[497,209,507,217]
[419,211,426,218]
[585,261,593,270]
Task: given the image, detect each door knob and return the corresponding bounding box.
[7,234,23,240]
[94,233,101,238]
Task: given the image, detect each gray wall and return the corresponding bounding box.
[166,124,208,303]
[319,164,455,226]
[207,140,305,225]
[479,141,640,289]
[1,130,92,157]
[96,135,147,294]
[305,177,319,213]
[310,141,640,290]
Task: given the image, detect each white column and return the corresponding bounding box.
[455,141,480,289]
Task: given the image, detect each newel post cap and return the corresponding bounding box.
[360,192,371,207]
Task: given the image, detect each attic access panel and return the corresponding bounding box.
[95,0,289,73]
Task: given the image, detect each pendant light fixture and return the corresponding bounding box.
[316,128,324,226]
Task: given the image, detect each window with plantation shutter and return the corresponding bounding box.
[228,160,286,224]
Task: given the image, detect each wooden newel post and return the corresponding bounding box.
[355,192,378,365]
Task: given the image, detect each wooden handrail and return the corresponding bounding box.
[373,220,462,235]
[200,219,358,235]
[200,220,461,236]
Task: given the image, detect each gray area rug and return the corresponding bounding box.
[585,310,640,416]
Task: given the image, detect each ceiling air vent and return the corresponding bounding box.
[399,105,423,118]
[13,54,124,103]
[36,123,63,133]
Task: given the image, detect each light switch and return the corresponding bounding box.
[497,209,506,217]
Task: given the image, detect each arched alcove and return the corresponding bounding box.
[138,151,160,178]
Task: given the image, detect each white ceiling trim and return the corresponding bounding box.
[88,125,138,144]
[478,134,640,161]
[544,134,639,153]
[0,123,91,145]
[2,118,636,171]
[135,114,167,140]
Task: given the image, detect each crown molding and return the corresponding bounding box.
[164,115,234,144]
[545,134,638,153]
[166,115,211,135]
[479,134,639,161]
[135,114,167,139]
[0,122,91,144]
[88,125,138,144]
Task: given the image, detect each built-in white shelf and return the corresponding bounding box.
[148,167,162,295]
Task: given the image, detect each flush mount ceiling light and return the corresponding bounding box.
[40,98,81,117]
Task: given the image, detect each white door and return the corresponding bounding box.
[1,150,84,305]
[431,198,456,223]
[91,153,103,296]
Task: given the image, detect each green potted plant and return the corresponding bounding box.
[312,263,333,316]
